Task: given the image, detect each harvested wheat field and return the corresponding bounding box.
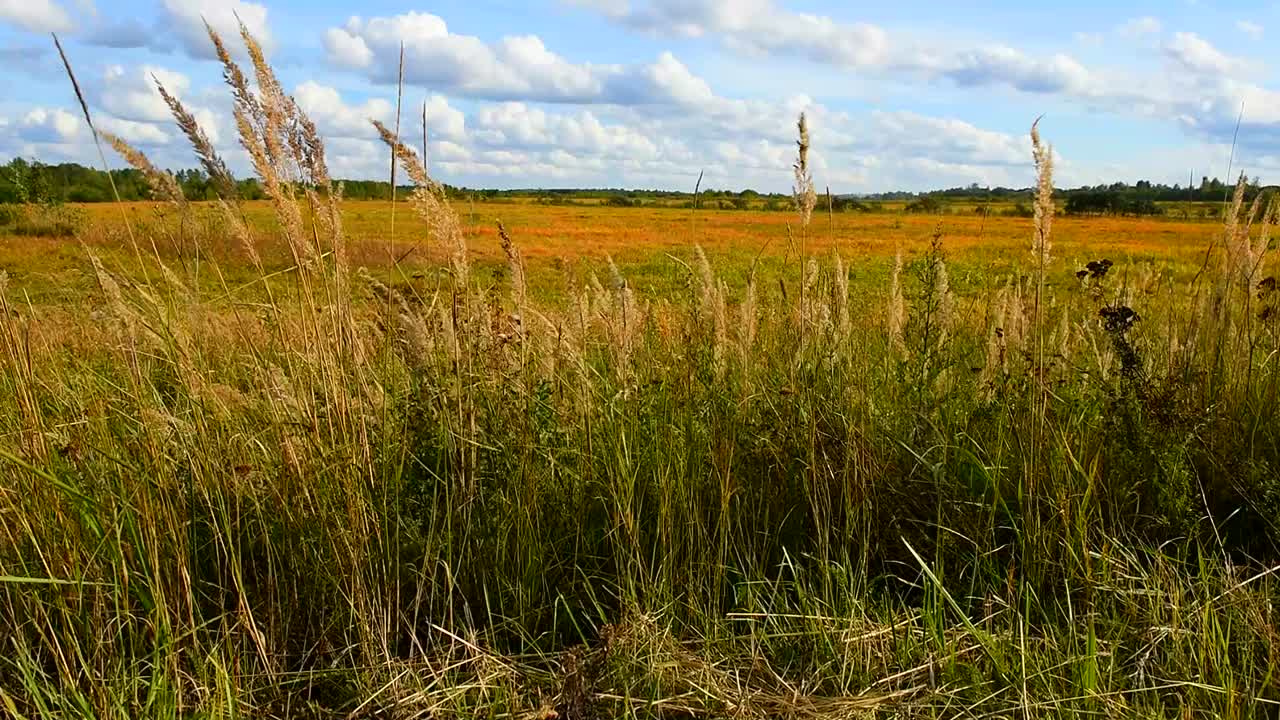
[2,7,1280,720]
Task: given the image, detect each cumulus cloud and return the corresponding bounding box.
[17,108,81,143]
[472,103,659,160]
[98,116,171,145]
[1236,21,1263,40]
[159,0,272,60]
[866,111,1026,167]
[937,46,1094,94]
[572,0,1101,99]
[83,18,151,49]
[96,65,190,124]
[323,13,605,101]
[576,0,890,68]
[294,82,394,138]
[322,11,729,106]
[0,0,73,33]
[1116,16,1162,37]
[1164,32,1251,76]
[293,81,468,144]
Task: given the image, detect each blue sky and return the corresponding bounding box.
[2,0,1279,192]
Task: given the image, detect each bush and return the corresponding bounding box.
[0,203,21,226]
[6,203,83,237]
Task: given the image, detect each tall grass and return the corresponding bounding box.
[2,26,1280,719]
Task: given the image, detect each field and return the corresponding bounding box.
[3,199,1222,306]
[4,30,1280,720]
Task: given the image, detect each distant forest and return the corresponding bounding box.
[0,157,1271,217]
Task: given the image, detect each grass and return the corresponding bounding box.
[1,199,1220,307]
[2,24,1280,720]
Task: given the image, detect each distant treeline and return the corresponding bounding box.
[0,157,1271,217]
[885,178,1274,218]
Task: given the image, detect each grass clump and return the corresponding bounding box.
[2,25,1280,720]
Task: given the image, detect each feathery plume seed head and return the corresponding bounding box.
[793,113,817,227]
[498,221,527,313]
[739,271,758,356]
[1031,118,1054,268]
[888,248,906,353]
[373,119,468,283]
[934,255,955,333]
[155,80,236,202]
[100,132,186,207]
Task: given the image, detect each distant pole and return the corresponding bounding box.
[422,100,429,175]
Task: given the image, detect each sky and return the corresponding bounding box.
[2,0,1280,193]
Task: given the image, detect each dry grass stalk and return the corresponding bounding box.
[54,32,145,269]
[980,286,1008,389]
[832,252,850,336]
[99,132,186,208]
[793,113,817,228]
[498,221,527,317]
[605,255,642,367]
[934,254,955,339]
[155,81,236,202]
[153,74,261,265]
[888,249,906,354]
[1056,307,1072,362]
[390,43,405,244]
[88,252,139,341]
[372,120,468,284]
[1030,119,1054,269]
[1249,198,1276,286]
[738,271,758,361]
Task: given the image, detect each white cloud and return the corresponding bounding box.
[472,103,659,160]
[294,81,393,138]
[1236,20,1263,40]
[573,1,1101,100]
[324,13,617,102]
[97,115,170,145]
[937,46,1094,94]
[866,111,1026,167]
[1074,32,1104,47]
[97,65,190,124]
[1117,16,1162,37]
[592,0,890,68]
[17,108,81,143]
[83,18,150,48]
[323,27,373,68]
[0,0,72,33]
[159,0,272,60]
[321,12,763,107]
[292,81,468,145]
[1164,32,1250,76]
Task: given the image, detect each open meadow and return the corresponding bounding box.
[2,199,1224,305]
[3,21,1280,720]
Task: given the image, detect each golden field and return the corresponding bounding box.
[0,199,1225,305]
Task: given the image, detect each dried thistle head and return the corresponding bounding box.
[793,113,817,227]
